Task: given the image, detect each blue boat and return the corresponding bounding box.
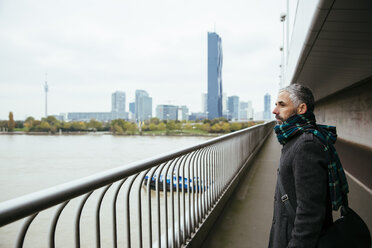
[143,174,207,192]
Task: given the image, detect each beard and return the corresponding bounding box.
[275,109,298,124]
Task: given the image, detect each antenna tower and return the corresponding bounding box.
[44,73,48,117]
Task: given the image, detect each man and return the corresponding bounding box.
[268,84,349,248]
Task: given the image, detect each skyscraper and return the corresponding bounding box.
[207,32,223,120]
[228,96,239,121]
[264,93,271,120]
[201,93,207,113]
[111,91,126,113]
[135,90,152,121]
[156,105,178,121]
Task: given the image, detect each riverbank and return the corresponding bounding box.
[0,131,221,137]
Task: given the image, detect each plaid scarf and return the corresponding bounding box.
[274,111,349,211]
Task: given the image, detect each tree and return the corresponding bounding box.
[166,120,176,131]
[211,123,222,133]
[149,117,160,125]
[39,121,51,132]
[112,124,124,134]
[157,122,166,131]
[149,123,157,131]
[230,122,242,132]
[221,122,230,133]
[88,119,103,131]
[8,112,15,131]
[126,123,137,135]
[183,123,193,130]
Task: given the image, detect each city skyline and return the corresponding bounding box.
[0,0,289,121]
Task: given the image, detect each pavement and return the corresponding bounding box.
[201,132,372,248]
[202,132,280,248]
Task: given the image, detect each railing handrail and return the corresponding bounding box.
[0,122,271,227]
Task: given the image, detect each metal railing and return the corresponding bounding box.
[0,122,274,248]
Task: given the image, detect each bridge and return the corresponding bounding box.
[1,0,371,247]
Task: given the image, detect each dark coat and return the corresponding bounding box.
[268,132,333,248]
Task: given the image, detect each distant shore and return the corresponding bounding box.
[0,131,221,137]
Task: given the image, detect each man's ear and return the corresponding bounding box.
[297,103,307,114]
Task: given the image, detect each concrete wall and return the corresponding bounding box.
[315,78,372,149]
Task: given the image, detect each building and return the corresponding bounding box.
[228,96,239,121]
[111,91,126,119]
[239,102,249,120]
[156,105,189,121]
[189,112,207,121]
[264,93,271,120]
[222,93,228,117]
[111,91,126,113]
[179,105,189,121]
[67,91,128,122]
[156,105,178,121]
[201,93,207,114]
[129,102,135,114]
[247,101,254,120]
[67,112,115,122]
[135,90,152,121]
[207,32,223,120]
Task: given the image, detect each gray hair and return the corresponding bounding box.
[279,84,315,112]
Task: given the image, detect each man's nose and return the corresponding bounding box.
[272,107,278,115]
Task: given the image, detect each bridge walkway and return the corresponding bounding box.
[202,131,372,248]
[202,131,279,248]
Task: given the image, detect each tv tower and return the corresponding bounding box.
[44,73,48,117]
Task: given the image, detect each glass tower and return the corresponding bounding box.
[264,93,271,120]
[207,32,223,120]
[112,91,126,113]
[135,90,152,121]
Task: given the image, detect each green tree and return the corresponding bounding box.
[71,121,86,131]
[24,116,35,130]
[149,117,160,125]
[201,123,211,132]
[175,122,182,130]
[127,123,137,135]
[39,121,51,132]
[113,124,124,134]
[149,123,157,131]
[230,122,242,132]
[184,123,193,130]
[211,123,222,133]
[157,122,166,131]
[166,120,176,131]
[8,112,15,131]
[88,119,103,131]
[62,122,71,131]
[221,122,230,133]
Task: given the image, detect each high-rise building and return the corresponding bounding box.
[207,32,223,120]
[247,100,254,120]
[135,90,152,121]
[201,93,207,113]
[228,96,239,121]
[129,102,135,114]
[240,101,249,120]
[156,105,189,121]
[222,93,228,117]
[179,105,189,121]
[156,105,178,120]
[264,93,271,120]
[112,91,126,113]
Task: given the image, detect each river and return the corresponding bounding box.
[0,134,211,247]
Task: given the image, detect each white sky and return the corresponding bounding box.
[0,0,288,120]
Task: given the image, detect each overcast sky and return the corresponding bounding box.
[0,0,288,120]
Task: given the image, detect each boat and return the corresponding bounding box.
[143,174,207,192]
